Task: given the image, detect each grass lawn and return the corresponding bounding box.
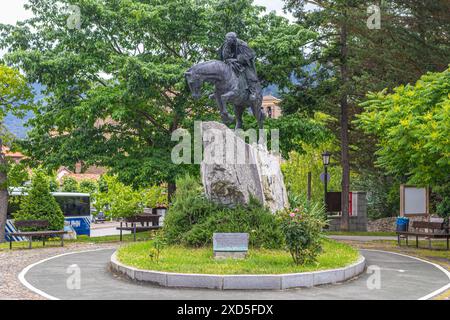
[116,239,360,275]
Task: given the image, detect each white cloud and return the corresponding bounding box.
[253,0,294,20]
[0,0,295,25]
[0,0,33,57]
[0,0,32,25]
[0,0,302,57]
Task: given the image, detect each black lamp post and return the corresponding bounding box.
[322,151,331,212]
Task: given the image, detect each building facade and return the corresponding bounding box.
[261,95,282,119]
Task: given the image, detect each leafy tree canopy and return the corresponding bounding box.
[356,68,450,188]
[6,161,30,188]
[0,0,317,189]
[61,176,79,192]
[0,64,33,119]
[93,174,144,218]
[79,179,97,194]
[282,0,450,171]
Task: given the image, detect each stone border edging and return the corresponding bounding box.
[110,251,366,290]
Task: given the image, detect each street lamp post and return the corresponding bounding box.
[322,151,331,213]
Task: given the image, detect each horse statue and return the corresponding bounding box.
[185,60,264,129]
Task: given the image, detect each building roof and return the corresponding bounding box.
[57,165,106,182]
[65,173,102,182]
[263,95,281,103]
[1,146,25,159]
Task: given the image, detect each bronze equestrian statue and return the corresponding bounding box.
[185,32,264,129]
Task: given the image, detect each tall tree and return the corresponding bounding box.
[0,64,32,242]
[357,68,450,190]
[0,0,315,199]
[283,0,450,228]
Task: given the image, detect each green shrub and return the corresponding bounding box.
[277,198,326,265]
[436,196,450,222]
[148,231,167,263]
[163,175,218,245]
[163,175,284,249]
[14,170,65,230]
[79,179,98,194]
[183,198,284,249]
[7,161,29,187]
[351,171,400,219]
[48,174,59,192]
[61,176,79,192]
[143,185,168,208]
[93,175,143,219]
[282,140,342,204]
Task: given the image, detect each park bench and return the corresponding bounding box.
[93,211,107,223]
[396,221,449,250]
[9,220,68,249]
[117,214,162,241]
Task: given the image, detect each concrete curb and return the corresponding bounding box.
[110,251,366,290]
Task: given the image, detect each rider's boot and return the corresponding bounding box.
[247,80,258,101]
[248,88,257,101]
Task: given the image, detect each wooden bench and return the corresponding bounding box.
[9,220,68,249]
[117,214,162,241]
[397,221,449,250]
[93,211,107,223]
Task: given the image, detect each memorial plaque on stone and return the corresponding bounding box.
[213,233,249,259]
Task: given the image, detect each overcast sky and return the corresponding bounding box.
[0,0,294,25]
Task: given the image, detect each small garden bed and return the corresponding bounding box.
[116,239,359,275]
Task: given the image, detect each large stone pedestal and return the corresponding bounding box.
[200,121,288,213]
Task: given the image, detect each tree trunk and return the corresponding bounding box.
[339,20,350,231]
[0,138,8,243]
[167,181,176,204]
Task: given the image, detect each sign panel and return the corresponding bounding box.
[213,233,249,252]
[326,192,341,213]
[320,172,330,183]
[400,185,429,216]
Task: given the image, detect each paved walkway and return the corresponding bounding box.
[328,235,397,241]
[21,249,449,300]
[0,243,116,300]
[90,221,130,237]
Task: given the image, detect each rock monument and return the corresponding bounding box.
[200,121,288,213]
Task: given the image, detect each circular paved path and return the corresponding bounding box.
[20,249,450,300]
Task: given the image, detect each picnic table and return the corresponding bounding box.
[117,214,162,241]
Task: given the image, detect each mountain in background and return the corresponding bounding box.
[4,83,43,139]
[6,76,309,139]
[4,112,33,139]
[5,83,281,139]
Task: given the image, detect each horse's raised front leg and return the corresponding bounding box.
[221,91,235,104]
[214,92,234,125]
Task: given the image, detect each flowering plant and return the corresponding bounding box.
[277,200,326,265]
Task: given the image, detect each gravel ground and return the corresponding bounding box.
[0,243,118,300]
